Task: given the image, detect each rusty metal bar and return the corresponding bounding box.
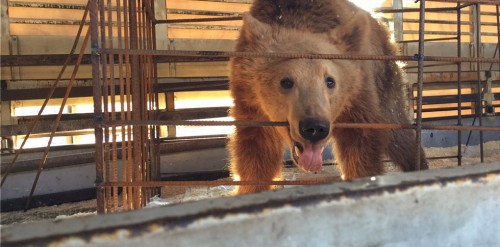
[97,48,500,63]
[0,2,90,188]
[130,0,143,211]
[457,3,463,166]
[90,0,105,214]
[101,177,340,187]
[398,36,459,44]
[471,4,485,163]
[124,0,134,212]
[156,16,242,24]
[415,0,425,171]
[102,120,500,132]
[24,26,91,211]
[8,2,87,9]
[427,0,499,4]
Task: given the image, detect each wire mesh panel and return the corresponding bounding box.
[90,0,160,213]
[85,0,499,214]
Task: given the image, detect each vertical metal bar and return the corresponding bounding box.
[90,0,105,214]
[415,0,426,170]
[152,0,161,197]
[99,0,111,213]
[130,0,143,210]
[124,0,134,211]
[474,3,484,163]
[116,0,129,212]
[457,3,463,166]
[107,0,119,213]
[151,0,158,198]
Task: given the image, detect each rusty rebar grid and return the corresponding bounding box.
[85,0,500,215]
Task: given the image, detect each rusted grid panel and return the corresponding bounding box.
[90,0,499,213]
[90,0,160,214]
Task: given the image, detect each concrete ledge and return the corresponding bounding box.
[2,162,500,246]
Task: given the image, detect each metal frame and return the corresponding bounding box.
[1,0,499,213]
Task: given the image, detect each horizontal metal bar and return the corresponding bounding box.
[158,107,229,121]
[100,177,340,187]
[419,93,500,105]
[0,54,228,67]
[8,2,87,9]
[1,119,94,136]
[10,18,90,25]
[426,0,500,5]
[1,80,229,101]
[398,36,459,44]
[375,7,458,13]
[103,120,500,131]
[167,8,240,17]
[2,107,230,136]
[98,48,500,63]
[156,16,242,24]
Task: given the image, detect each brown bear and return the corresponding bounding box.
[228,0,428,194]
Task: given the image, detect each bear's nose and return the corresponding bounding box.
[299,118,330,143]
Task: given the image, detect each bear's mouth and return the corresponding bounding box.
[290,140,324,172]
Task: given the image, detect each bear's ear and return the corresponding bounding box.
[241,12,272,41]
[328,12,370,52]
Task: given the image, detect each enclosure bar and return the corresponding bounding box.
[414,0,426,170]
[89,0,105,214]
[129,0,143,211]
[376,6,458,13]
[141,0,156,23]
[123,0,134,212]
[155,16,241,24]
[427,0,499,4]
[96,48,500,63]
[115,0,127,212]
[101,178,340,187]
[106,0,119,213]
[457,3,463,166]
[404,62,458,70]
[98,0,111,213]
[390,18,500,27]
[474,4,484,163]
[152,0,161,204]
[24,29,91,211]
[398,36,458,44]
[0,2,91,187]
[103,120,500,131]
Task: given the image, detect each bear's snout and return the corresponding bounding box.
[299,118,330,143]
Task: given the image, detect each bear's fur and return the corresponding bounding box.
[229,0,428,194]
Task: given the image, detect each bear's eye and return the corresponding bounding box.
[325,76,336,89]
[280,78,294,90]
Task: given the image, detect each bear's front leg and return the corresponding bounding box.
[229,126,284,194]
[332,128,388,180]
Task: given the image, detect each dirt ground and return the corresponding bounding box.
[1,141,499,226]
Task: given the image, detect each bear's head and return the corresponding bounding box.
[232,13,372,172]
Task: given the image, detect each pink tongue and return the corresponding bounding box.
[298,144,323,172]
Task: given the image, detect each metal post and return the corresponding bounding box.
[89,0,105,214]
[457,3,462,166]
[415,0,426,170]
[473,4,484,163]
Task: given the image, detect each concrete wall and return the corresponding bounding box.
[2,162,500,246]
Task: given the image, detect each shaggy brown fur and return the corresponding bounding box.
[229,0,428,194]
